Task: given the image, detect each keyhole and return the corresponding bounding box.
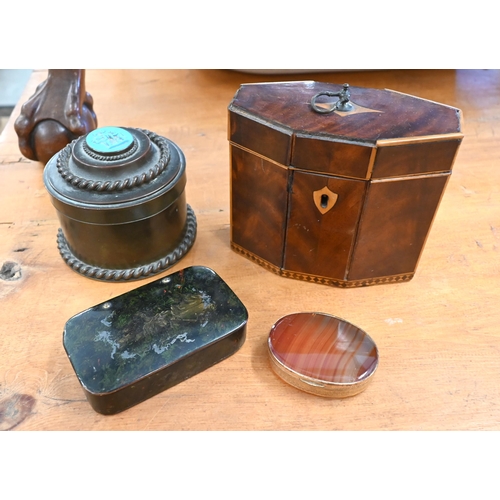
[313,187,338,214]
[321,194,329,209]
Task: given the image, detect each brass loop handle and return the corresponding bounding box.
[311,83,353,114]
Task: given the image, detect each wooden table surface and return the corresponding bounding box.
[1,69,499,431]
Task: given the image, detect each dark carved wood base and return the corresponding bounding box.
[14,70,97,164]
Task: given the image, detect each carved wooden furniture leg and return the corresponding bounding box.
[14,69,98,164]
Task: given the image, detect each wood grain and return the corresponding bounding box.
[229,81,462,143]
[1,69,499,430]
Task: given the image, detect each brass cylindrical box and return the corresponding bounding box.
[43,126,197,281]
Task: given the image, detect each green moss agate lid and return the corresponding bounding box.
[63,266,248,414]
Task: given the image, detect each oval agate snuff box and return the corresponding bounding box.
[268,312,378,397]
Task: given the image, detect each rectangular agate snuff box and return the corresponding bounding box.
[63,266,248,415]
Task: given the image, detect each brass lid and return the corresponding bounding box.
[44,127,186,224]
[268,312,378,398]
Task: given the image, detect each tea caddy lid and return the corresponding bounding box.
[44,126,186,223]
[229,81,462,145]
[228,81,463,179]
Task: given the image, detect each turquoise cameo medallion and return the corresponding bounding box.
[85,126,134,154]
